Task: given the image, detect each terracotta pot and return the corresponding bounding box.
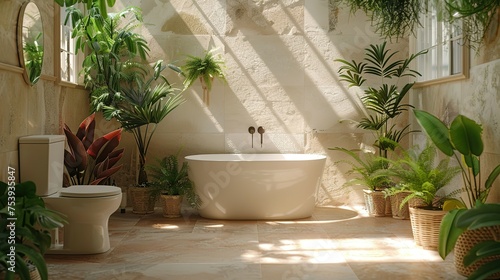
[161,195,183,218]
[129,187,155,214]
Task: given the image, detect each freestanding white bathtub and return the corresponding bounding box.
[185,154,326,220]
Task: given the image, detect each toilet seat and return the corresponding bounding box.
[60,185,121,198]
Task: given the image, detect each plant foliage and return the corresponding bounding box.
[336,42,426,158]
[63,113,124,186]
[147,154,199,207]
[339,0,500,49]
[438,201,500,280]
[0,181,67,280]
[414,110,500,208]
[384,142,461,209]
[67,4,185,186]
[329,147,391,191]
[181,49,226,105]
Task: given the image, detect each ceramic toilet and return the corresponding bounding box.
[19,135,122,254]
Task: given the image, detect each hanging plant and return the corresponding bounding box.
[181,49,226,106]
[339,0,500,49]
[446,0,500,48]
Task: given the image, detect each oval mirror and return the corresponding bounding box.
[18,2,44,85]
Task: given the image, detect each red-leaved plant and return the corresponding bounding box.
[63,113,124,186]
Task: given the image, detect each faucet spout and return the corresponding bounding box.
[257,126,265,147]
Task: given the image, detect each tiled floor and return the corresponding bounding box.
[45,206,465,279]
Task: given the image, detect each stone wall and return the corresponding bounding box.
[0,0,89,182]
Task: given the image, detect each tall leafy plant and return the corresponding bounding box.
[336,42,426,158]
[63,113,124,186]
[98,61,185,185]
[68,5,185,186]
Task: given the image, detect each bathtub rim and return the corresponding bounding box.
[185,153,326,162]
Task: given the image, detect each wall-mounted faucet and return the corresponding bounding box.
[257,126,265,147]
[248,126,256,148]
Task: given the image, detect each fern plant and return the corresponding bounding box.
[181,49,226,106]
[330,147,392,191]
[336,42,427,158]
[147,154,199,207]
[384,142,461,209]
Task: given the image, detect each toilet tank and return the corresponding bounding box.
[19,135,66,196]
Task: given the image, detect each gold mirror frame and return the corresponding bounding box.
[17,2,44,86]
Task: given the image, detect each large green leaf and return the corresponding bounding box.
[485,164,500,190]
[413,110,454,156]
[438,209,466,259]
[449,115,483,157]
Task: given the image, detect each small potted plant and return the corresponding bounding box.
[383,142,460,249]
[329,147,392,216]
[414,110,500,275]
[147,154,199,218]
[0,181,67,280]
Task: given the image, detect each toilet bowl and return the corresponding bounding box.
[44,185,122,254]
[19,135,122,254]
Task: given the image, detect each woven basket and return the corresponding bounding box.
[130,187,155,214]
[363,190,386,217]
[161,195,183,218]
[391,192,410,220]
[409,207,446,250]
[454,226,500,279]
[385,196,392,216]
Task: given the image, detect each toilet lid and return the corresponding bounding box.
[60,185,122,198]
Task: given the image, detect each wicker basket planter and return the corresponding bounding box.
[409,207,447,250]
[161,195,183,218]
[454,226,500,279]
[130,186,156,214]
[390,192,410,220]
[363,189,387,217]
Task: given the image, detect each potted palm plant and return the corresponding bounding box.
[383,142,460,249]
[334,42,426,215]
[147,154,199,218]
[414,110,500,276]
[68,5,185,214]
[0,181,67,280]
[180,48,226,106]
